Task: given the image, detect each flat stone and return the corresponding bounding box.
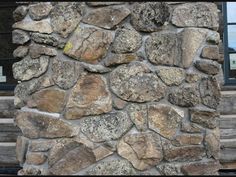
[110,62,167,102]
[16,111,77,139]
[92,146,113,161]
[16,136,29,166]
[13,46,29,58]
[157,163,183,175]
[181,160,221,175]
[127,104,147,131]
[27,88,66,113]
[131,2,170,32]
[29,139,56,152]
[199,76,221,109]
[82,6,130,29]
[171,134,203,146]
[180,122,203,133]
[201,45,220,60]
[81,111,132,142]
[63,27,113,64]
[111,27,142,53]
[87,159,137,175]
[117,132,163,170]
[190,107,220,129]
[156,66,185,86]
[65,74,112,119]
[104,53,138,66]
[26,152,47,165]
[148,103,183,140]
[52,59,83,90]
[80,63,111,74]
[12,29,30,44]
[204,128,220,159]
[12,55,49,81]
[29,2,53,20]
[29,43,57,58]
[12,20,53,34]
[86,2,125,6]
[145,31,180,66]
[50,2,84,38]
[13,6,28,21]
[172,2,219,30]
[113,96,127,110]
[194,59,220,75]
[168,83,200,107]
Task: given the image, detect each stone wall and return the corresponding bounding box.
[12,2,222,175]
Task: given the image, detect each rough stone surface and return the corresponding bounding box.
[31,33,65,47]
[156,66,185,86]
[131,2,170,32]
[29,44,57,59]
[171,134,203,146]
[113,97,127,110]
[63,27,113,64]
[16,136,29,165]
[117,132,163,170]
[13,6,28,21]
[29,139,56,152]
[16,111,76,139]
[199,76,221,109]
[104,53,138,66]
[180,122,203,133]
[29,3,53,20]
[12,29,30,44]
[185,71,202,83]
[190,107,220,129]
[172,3,219,30]
[204,128,220,159]
[127,104,147,131]
[110,62,167,102]
[93,146,113,161]
[111,27,142,53]
[27,88,66,113]
[86,2,125,6]
[13,46,29,58]
[145,31,180,66]
[206,31,220,44]
[157,163,183,175]
[12,55,49,81]
[81,63,111,74]
[52,59,83,90]
[201,45,220,60]
[168,84,200,107]
[148,103,183,139]
[50,2,84,38]
[12,20,53,34]
[83,6,130,29]
[65,74,112,119]
[87,159,137,175]
[81,111,132,142]
[26,152,47,165]
[194,59,220,75]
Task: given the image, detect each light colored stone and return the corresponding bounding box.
[29,44,57,58]
[157,163,183,175]
[29,2,53,20]
[81,63,111,73]
[180,122,203,133]
[194,59,220,75]
[204,128,220,159]
[13,46,29,58]
[206,31,220,44]
[104,53,138,66]
[12,29,30,44]
[201,45,220,60]
[26,152,47,165]
[16,136,29,166]
[65,74,112,119]
[81,111,133,142]
[172,134,203,146]
[12,20,53,34]
[31,33,65,47]
[63,26,113,64]
[113,96,127,110]
[86,2,125,6]
[185,71,202,83]
[117,132,163,170]
[29,139,56,152]
[13,5,28,21]
[93,146,113,161]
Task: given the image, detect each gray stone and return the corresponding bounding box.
[205,128,220,159]
[131,2,170,32]
[29,139,56,152]
[63,26,113,64]
[29,2,53,20]
[81,63,111,74]
[145,31,181,66]
[156,66,185,86]
[199,76,221,109]
[148,103,183,140]
[201,45,220,60]
[172,2,219,30]
[206,31,220,44]
[92,146,113,161]
[104,53,138,66]
[168,84,200,107]
[31,33,65,47]
[50,2,84,38]
[157,163,183,175]
[12,55,49,81]
[82,6,130,29]
[117,132,163,170]
[16,111,77,139]
[16,136,29,166]
[113,96,127,110]
[13,6,28,21]
[112,27,142,53]
[180,122,203,133]
[52,59,83,90]
[87,159,137,175]
[190,107,220,129]
[29,43,57,58]
[86,2,125,6]
[110,62,167,102]
[194,59,220,75]
[12,20,53,34]
[13,46,29,58]
[12,29,30,44]
[185,71,202,83]
[171,134,204,146]
[65,74,112,119]
[81,111,133,142]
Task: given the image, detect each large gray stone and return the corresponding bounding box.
[80,111,133,142]
[13,46,29,58]
[13,6,28,21]
[204,128,220,159]
[12,55,49,81]
[12,29,30,44]
[194,59,220,75]
[29,2,53,20]
[131,2,170,32]
[110,62,167,102]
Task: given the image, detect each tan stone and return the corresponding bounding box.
[104,53,138,67]
[113,96,127,110]
[205,128,220,159]
[180,122,203,133]
[16,136,29,165]
[65,74,112,119]
[29,139,56,152]
[201,45,220,60]
[29,43,57,59]
[93,146,113,161]
[172,134,203,146]
[26,152,47,165]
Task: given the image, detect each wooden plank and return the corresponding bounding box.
[0,132,22,142]
[221,129,236,139]
[220,115,236,129]
[221,139,236,148]
[220,148,236,163]
[0,145,18,166]
[0,97,16,118]
[0,123,21,132]
[220,162,236,170]
[219,91,236,115]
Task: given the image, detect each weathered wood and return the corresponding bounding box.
[0,123,21,132]
[220,148,236,163]
[220,115,236,129]
[0,145,18,166]
[0,132,22,142]
[221,139,236,148]
[220,162,236,170]
[220,129,236,139]
[0,97,16,118]
[219,91,236,115]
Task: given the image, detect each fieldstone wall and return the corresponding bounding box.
[12,2,222,175]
